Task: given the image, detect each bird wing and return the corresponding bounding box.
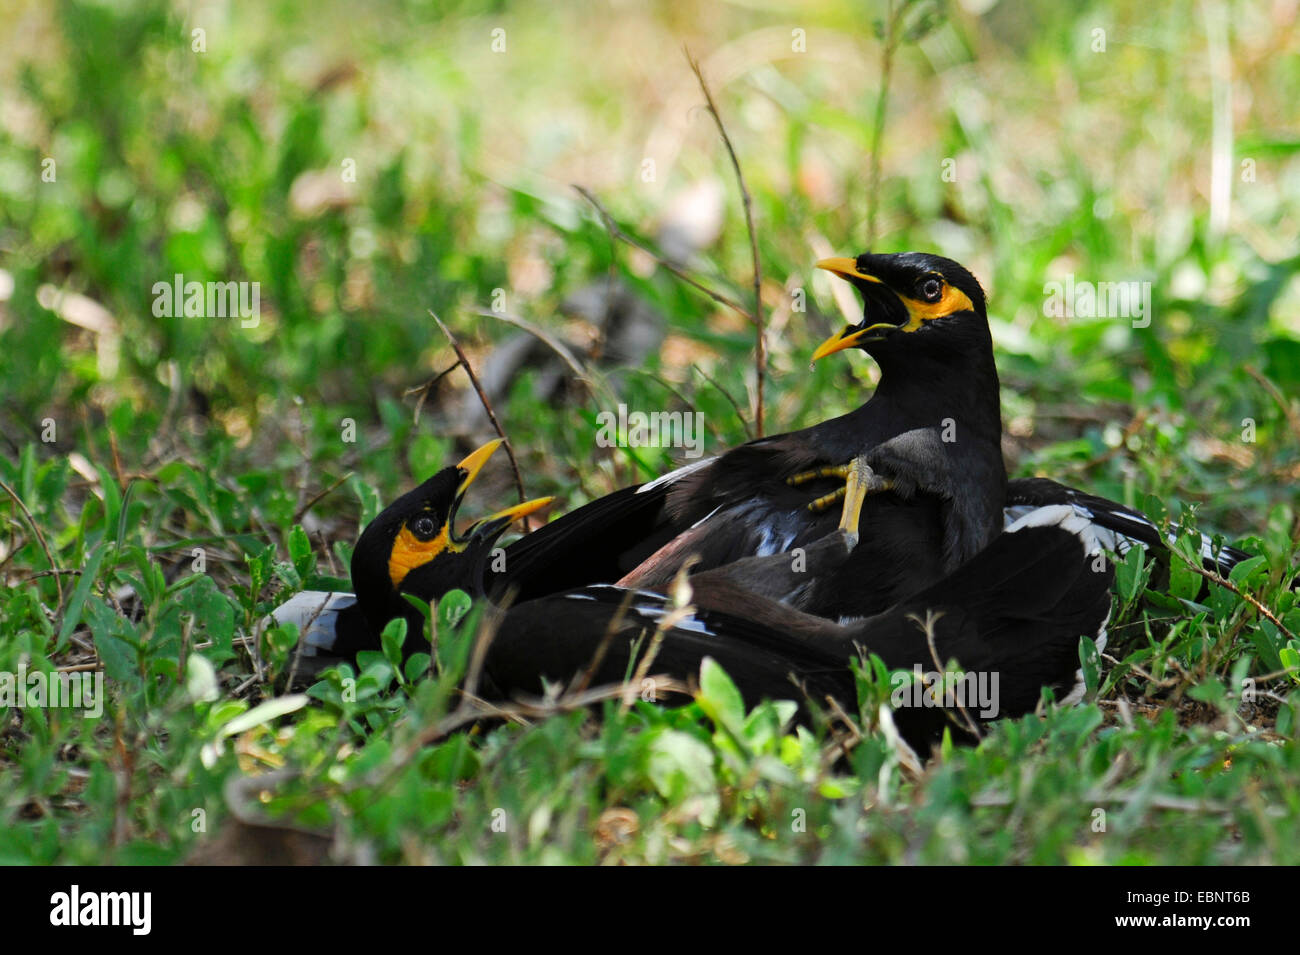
[1005,477,1251,574]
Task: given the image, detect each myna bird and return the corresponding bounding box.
[496,251,1249,614]
[499,252,1005,618]
[272,440,554,661]
[484,502,1114,749]
[273,446,1113,750]
[271,445,855,719]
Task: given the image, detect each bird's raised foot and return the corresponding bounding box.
[791,457,893,514]
[788,456,895,551]
[786,462,855,487]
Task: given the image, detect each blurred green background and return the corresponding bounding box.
[1,0,1298,864]
[2,0,1297,526]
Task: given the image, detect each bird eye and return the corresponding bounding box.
[410,515,438,540]
[920,278,943,302]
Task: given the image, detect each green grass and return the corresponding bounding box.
[1,0,1298,864]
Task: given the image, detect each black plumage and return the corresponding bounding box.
[497,251,1006,620]
[496,251,1251,615]
[484,504,1113,748]
[277,444,1114,751]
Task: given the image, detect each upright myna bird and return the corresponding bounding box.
[498,252,1007,621]
[495,251,1249,614]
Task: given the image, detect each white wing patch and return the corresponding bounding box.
[631,603,715,635]
[1004,500,1237,569]
[267,591,357,656]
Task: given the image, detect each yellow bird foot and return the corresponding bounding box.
[791,457,894,538]
[786,463,855,487]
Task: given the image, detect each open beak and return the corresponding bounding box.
[811,257,898,362]
[811,326,875,362]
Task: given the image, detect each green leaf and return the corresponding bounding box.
[1280,646,1300,684]
[217,694,309,739]
[95,464,123,537]
[697,657,746,739]
[1250,620,1284,672]
[57,541,107,651]
[380,617,409,673]
[1078,635,1100,698]
[186,655,220,703]
[85,595,138,684]
[647,729,716,803]
[176,575,237,663]
[287,524,314,579]
[351,477,382,528]
[1188,677,1227,709]
[438,589,473,630]
[1227,554,1266,585]
[1168,538,1202,602]
[1115,547,1149,604]
[404,652,431,683]
[115,477,140,551]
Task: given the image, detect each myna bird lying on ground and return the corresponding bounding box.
[272,441,1113,749]
[494,251,1248,616]
[270,440,555,661]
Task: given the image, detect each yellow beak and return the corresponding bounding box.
[811,326,874,362]
[454,438,554,532]
[455,438,504,494]
[816,257,882,284]
[480,495,554,527]
[811,257,893,362]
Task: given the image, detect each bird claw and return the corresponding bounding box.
[791,456,895,552]
[793,457,893,514]
[805,485,848,512]
[786,463,854,487]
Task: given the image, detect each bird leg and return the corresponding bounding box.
[837,456,876,548]
[787,456,894,516]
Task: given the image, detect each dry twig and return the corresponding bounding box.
[1244,364,1300,447]
[685,49,766,436]
[430,310,527,506]
[1169,547,1295,643]
[0,477,64,607]
[573,185,749,318]
[916,609,982,740]
[293,472,352,524]
[403,362,460,425]
[692,364,753,440]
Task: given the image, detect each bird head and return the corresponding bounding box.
[349,439,553,630]
[811,252,987,362]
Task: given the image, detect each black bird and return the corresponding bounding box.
[496,251,1249,614]
[497,251,1007,621]
[273,447,1114,750]
[271,440,554,661]
[271,445,855,719]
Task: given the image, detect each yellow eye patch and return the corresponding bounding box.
[388,522,452,588]
[897,284,976,330]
